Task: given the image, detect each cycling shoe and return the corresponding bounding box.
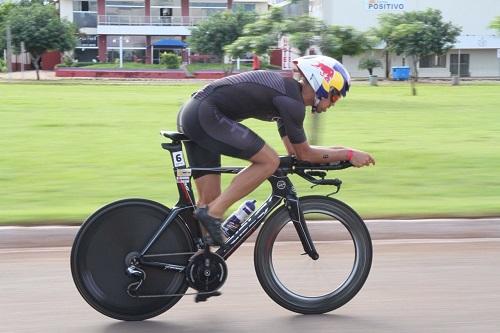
[194,207,225,246]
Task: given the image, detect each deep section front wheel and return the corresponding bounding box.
[71,199,195,321]
[254,196,372,314]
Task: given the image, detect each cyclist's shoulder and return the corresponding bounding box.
[238,70,286,85]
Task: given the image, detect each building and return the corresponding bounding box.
[59,0,269,63]
[308,0,500,78]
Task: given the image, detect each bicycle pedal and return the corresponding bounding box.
[195,291,221,303]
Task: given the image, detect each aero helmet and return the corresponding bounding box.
[293,55,351,101]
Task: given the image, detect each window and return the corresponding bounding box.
[74,12,98,28]
[107,49,146,63]
[420,54,446,68]
[190,7,225,16]
[151,7,181,17]
[233,3,256,12]
[74,49,99,62]
[105,7,145,16]
[151,0,180,6]
[160,8,173,16]
[73,0,97,12]
[189,1,227,8]
[107,35,146,48]
[105,0,145,18]
[189,0,226,16]
[106,0,145,7]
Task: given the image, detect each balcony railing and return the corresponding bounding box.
[98,15,208,26]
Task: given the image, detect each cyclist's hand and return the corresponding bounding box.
[350,150,375,167]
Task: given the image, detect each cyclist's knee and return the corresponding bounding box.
[251,146,279,174]
[268,154,280,173]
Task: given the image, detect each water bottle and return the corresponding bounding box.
[222,200,257,237]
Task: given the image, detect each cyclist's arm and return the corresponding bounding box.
[281,135,296,155]
[292,142,375,167]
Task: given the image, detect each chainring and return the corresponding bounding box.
[186,250,227,292]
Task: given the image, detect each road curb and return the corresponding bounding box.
[1,218,499,249]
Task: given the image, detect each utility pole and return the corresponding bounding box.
[21,41,25,79]
[6,25,13,81]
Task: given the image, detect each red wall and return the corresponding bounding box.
[55,69,294,80]
[41,51,62,70]
[270,49,282,67]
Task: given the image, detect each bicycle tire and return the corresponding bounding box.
[71,198,195,321]
[254,196,372,314]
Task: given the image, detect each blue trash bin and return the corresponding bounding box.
[392,66,411,81]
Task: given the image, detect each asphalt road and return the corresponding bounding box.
[1,237,500,333]
[2,218,500,248]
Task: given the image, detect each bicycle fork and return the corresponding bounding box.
[272,175,319,261]
[285,195,319,260]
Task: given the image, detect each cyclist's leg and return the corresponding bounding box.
[178,98,279,243]
[208,145,279,218]
[181,102,280,218]
[181,140,222,207]
[193,174,221,207]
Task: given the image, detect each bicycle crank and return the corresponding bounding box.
[125,249,227,301]
[186,250,227,297]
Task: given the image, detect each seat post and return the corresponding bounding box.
[160,131,196,207]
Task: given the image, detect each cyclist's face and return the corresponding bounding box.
[315,90,341,113]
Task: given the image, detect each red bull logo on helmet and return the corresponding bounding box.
[312,62,335,83]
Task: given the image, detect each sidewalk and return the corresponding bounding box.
[0,69,213,84]
[0,70,59,80]
[1,218,499,249]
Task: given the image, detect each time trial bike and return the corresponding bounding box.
[71,130,373,321]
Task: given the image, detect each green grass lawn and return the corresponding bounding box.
[1,82,499,224]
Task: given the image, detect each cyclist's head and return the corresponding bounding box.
[293,55,351,105]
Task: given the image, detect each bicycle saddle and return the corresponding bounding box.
[160,130,190,141]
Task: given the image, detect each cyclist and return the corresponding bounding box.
[177,55,375,245]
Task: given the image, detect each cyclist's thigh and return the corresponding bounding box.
[180,98,266,161]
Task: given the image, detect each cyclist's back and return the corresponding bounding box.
[179,70,307,146]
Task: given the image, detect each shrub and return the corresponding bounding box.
[359,56,383,76]
[160,52,181,69]
[56,62,95,68]
[0,58,6,72]
[62,54,76,67]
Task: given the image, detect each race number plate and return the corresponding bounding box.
[172,151,185,167]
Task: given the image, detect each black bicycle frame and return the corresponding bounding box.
[138,137,319,270]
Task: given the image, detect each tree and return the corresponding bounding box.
[6,3,76,80]
[285,16,325,56]
[319,25,374,61]
[376,8,461,95]
[188,11,256,61]
[227,9,372,63]
[289,32,315,56]
[226,7,285,57]
[0,1,17,51]
[490,16,500,34]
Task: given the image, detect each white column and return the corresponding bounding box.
[119,36,123,68]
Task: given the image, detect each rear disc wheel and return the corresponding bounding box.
[71,199,195,321]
